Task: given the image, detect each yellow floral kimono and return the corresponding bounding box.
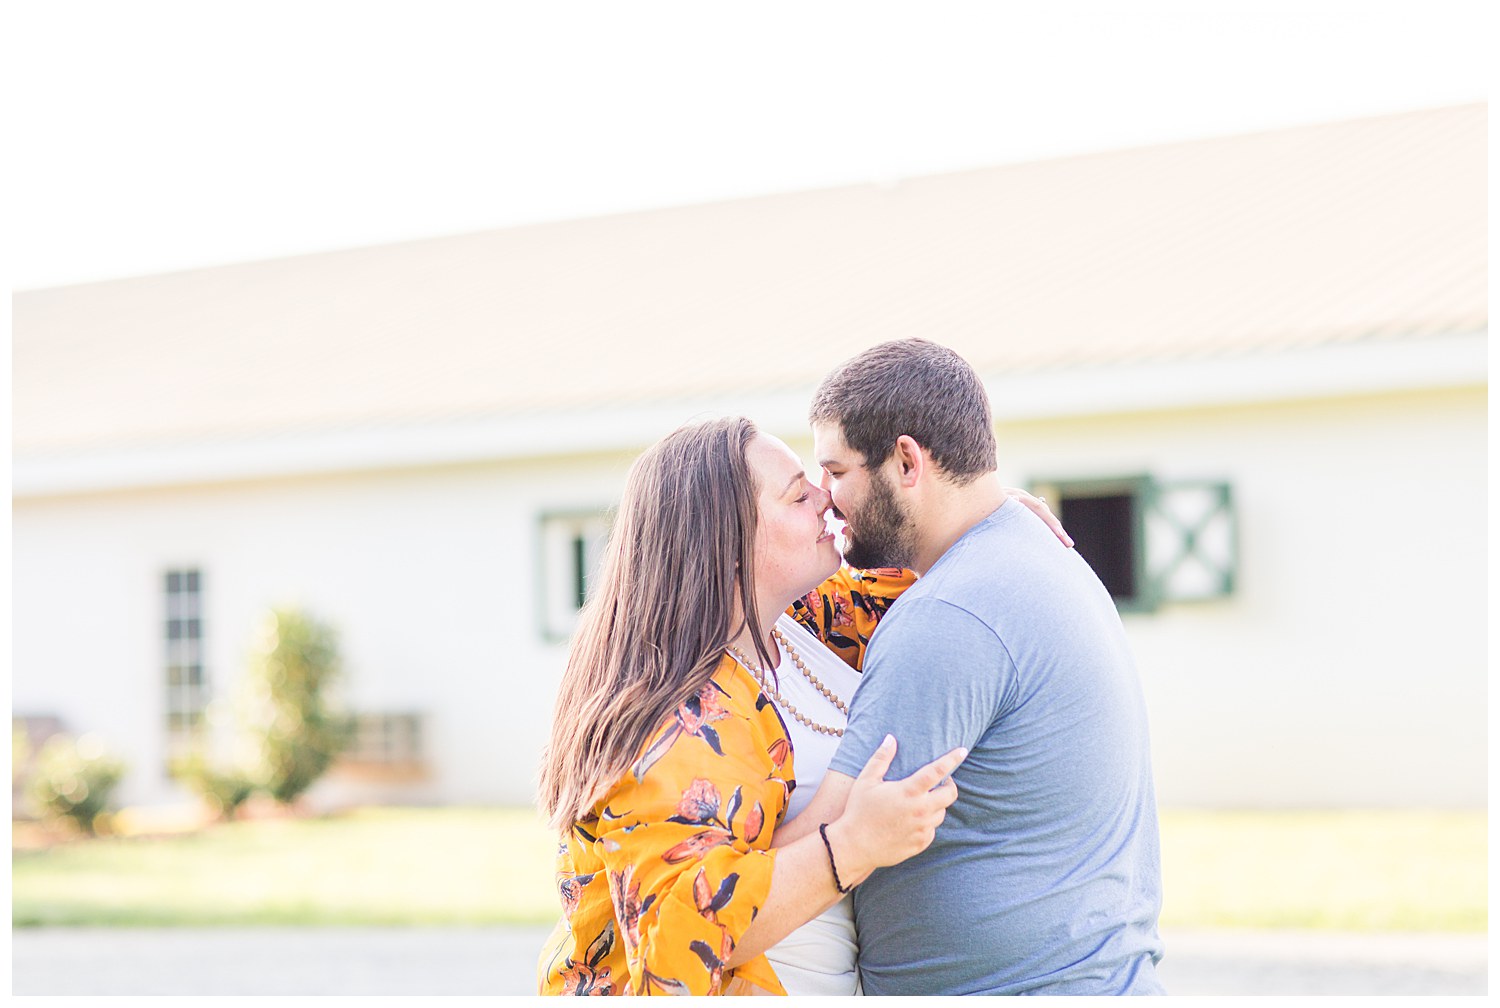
[538,566,915,996]
[787,566,914,672]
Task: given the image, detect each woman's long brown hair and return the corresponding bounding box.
[537,417,778,834]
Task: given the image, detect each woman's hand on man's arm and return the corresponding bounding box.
[728,737,966,968]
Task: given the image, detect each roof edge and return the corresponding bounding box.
[13,331,1486,499]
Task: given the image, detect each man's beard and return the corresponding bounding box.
[841,470,917,570]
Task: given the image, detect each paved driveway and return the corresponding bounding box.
[11,926,1487,995]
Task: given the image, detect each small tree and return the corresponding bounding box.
[27,733,126,835]
[242,608,346,806]
[170,752,258,820]
[12,722,31,797]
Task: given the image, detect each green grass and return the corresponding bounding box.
[1157,809,1487,932]
[12,807,1487,931]
[12,807,560,927]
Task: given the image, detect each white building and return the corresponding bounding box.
[12,104,1485,811]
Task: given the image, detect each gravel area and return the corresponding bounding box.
[11,925,1488,996]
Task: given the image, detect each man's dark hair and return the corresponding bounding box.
[809,338,997,482]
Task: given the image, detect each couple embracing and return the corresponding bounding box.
[537,339,1164,995]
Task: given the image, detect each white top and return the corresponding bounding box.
[767,612,862,824]
[755,613,864,995]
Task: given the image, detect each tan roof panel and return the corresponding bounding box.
[13,103,1485,457]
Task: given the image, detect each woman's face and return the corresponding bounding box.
[746,433,841,604]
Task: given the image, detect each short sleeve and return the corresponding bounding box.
[827,598,1014,781]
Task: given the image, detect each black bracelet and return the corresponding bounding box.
[818,822,851,893]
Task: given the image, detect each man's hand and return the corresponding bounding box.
[823,736,967,880]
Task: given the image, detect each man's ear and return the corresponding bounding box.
[891,435,926,487]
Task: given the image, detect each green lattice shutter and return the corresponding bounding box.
[1143,481,1236,603]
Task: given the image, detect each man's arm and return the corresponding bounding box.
[731,738,966,968]
[775,600,1008,847]
[827,597,1011,781]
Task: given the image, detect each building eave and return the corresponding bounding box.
[12,330,1485,500]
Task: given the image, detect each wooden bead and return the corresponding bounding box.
[728,628,850,738]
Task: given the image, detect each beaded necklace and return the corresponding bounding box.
[728,626,850,737]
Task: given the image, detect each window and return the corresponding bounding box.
[538,511,613,640]
[337,713,424,768]
[1029,476,1236,613]
[163,569,208,758]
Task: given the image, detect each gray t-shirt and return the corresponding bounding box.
[827,499,1164,995]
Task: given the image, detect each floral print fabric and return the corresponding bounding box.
[538,659,794,995]
[788,566,916,672]
[538,566,917,996]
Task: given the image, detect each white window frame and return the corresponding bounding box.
[163,568,208,760]
[538,510,613,641]
[337,712,425,767]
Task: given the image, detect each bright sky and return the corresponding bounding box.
[9,0,1489,290]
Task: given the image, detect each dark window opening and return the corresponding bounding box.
[572,534,590,609]
[1059,492,1138,602]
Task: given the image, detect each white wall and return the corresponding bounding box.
[12,450,637,808]
[13,385,1486,811]
[983,386,1486,808]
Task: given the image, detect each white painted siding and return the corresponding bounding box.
[12,387,1485,810]
[983,387,1486,808]
[12,451,637,808]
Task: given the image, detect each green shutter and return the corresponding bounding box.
[1144,480,1236,602]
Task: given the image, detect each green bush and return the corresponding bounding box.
[170,754,258,820]
[241,608,347,805]
[27,734,126,835]
[13,721,31,792]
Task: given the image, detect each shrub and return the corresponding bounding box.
[13,721,30,792]
[170,754,258,820]
[241,608,347,805]
[27,734,126,835]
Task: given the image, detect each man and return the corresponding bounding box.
[792,338,1164,994]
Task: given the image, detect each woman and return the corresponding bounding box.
[536,417,966,995]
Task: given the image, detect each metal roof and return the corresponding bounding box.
[13,103,1486,460]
